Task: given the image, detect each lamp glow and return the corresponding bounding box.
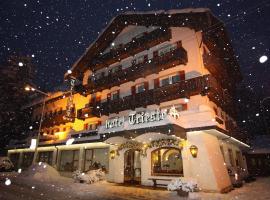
[190,145,198,158]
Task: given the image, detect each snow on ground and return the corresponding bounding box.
[0,165,270,200]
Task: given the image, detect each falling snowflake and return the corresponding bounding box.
[259,55,268,63]
[5,178,11,186]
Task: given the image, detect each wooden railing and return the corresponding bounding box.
[85,46,188,94]
[81,75,232,116]
[92,28,172,68]
[41,109,75,128]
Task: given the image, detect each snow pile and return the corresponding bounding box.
[21,162,61,182]
[73,169,105,184]
[168,179,198,192]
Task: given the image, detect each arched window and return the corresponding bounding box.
[151,147,183,176]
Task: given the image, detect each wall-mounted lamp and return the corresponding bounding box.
[110,150,116,159]
[189,145,198,158]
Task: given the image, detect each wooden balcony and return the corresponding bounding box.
[92,28,172,69]
[77,106,96,120]
[39,134,59,142]
[85,46,188,94]
[82,75,231,117]
[41,109,75,128]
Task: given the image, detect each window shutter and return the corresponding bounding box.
[97,121,101,126]
[144,82,149,91]
[143,55,148,63]
[153,50,158,58]
[84,123,88,130]
[154,78,160,88]
[107,93,111,101]
[182,104,188,111]
[179,71,185,80]
[131,86,136,95]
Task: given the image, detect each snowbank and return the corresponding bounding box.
[73,169,105,184]
[21,162,61,182]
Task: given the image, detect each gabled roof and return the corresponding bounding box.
[68,8,222,79]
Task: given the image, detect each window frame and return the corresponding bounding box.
[151,147,183,176]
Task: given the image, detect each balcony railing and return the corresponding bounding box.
[85,46,188,94]
[81,75,231,117]
[41,109,75,128]
[39,134,59,142]
[92,28,172,68]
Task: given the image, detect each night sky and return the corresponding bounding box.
[0,0,269,96]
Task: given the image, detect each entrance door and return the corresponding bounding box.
[124,149,141,184]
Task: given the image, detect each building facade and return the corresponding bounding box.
[8,9,249,192]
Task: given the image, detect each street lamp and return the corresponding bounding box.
[25,85,49,165]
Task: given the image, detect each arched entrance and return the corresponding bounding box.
[124,149,141,184]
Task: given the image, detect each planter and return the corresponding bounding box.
[177,190,189,197]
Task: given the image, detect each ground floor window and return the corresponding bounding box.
[22,152,34,169]
[38,151,53,165]
[9,153,20,169]
[59,150,79,172]
[151,147,183,176]
[84,148,109,172]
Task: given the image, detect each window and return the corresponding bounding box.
[21,152,34,169]
[136,83,145,93]
[160,73,181,87]
[228,149,234,167]
[159,44,177,57]
[84,123,89,130]
[235,151,242,168]
[38,151,53,165]
[84,148,109,172]
[220,146,225,161]
[9,153,20,169]
[111,90,119,100]
[151,147,183,176]
[59,150,79,172]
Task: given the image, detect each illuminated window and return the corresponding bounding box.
[160,73,181,86]
[151,147,183,176]
[59,150,79,172]
[84,148,109,172]
[111,90,119,100]
[136,83,145,93]
[158,44,177,57]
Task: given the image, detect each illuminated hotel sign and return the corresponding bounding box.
[105,109,167,129]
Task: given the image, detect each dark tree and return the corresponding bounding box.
[0,54,35,154]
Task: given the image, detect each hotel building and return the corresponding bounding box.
[8,9,250,192]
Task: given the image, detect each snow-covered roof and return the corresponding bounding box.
[68,8,216,78]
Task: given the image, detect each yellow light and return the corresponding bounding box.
[25,86,31,91]
[110,150,116,159]
[189,145,198,158]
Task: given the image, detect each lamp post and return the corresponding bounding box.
[260,96,270,135]
[25,85,49,165]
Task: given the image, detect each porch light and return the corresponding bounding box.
[110,150,116,159]
[189,145,198,158]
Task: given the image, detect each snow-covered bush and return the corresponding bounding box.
[167,179,198,192]
[72,169,105,184]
